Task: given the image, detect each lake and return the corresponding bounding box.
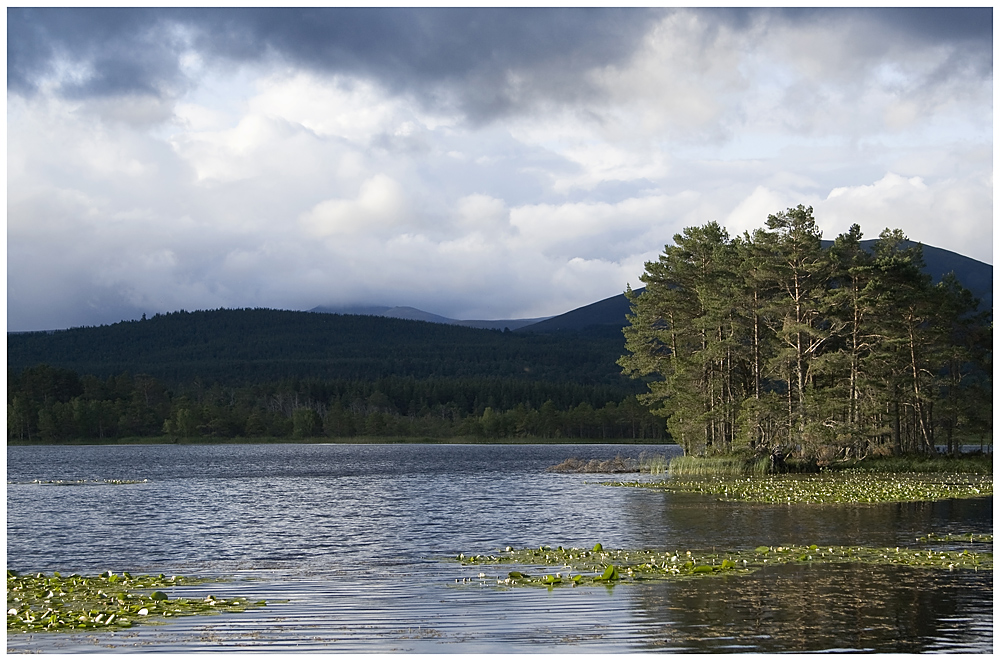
[6,443,993,652]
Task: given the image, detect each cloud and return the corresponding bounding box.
[816,172,993,261]
[8,7,660,122]
[6,8,992,331]
[301,174,411,237]
[454,194,512,235]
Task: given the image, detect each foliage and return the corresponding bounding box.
[667,454,772,477]
[8,365,667,443]
[608,472,992,504]
[838,454,993,474]
[454,541,991,588]
[6,570,265,633]
[8,309,636,388]
[620,208,992,460]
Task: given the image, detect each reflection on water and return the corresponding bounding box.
[6,443,992,653]
[631,563,992,653]
[625,489,994,550]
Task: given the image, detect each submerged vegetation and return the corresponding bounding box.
[6,570,265,634]
[607,472,992,504]
[547,452,669,474]
[455,541,992,589]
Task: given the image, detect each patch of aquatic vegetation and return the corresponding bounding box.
[547,456,638,474]
[839,455,993,474]
[917,532,993,544]
[547,452,668,474]
[665,453,994,477]
[454,540,991,589]
[605,472,992,504]
[7,570,265,633]
[8,479,149,486]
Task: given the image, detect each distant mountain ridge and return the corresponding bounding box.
[516,240,992,333]
[309,304,550,330]
[9,241,990,337]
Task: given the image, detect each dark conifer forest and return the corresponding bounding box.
[7,311,663,442]
[620,206,992,459]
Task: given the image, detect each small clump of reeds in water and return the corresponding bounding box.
[547,456,638,473]
[638,451,669,475]
[547,453,670,474]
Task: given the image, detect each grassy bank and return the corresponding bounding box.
[836,455,994,474]
[666,452,993,477]
[609,472,993,504]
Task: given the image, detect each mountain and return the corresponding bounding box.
[309,305,550,330]
[889,241,993,312]
[7,308,633,391]
[518,242,992,333]
[8,243,989,381]
[516,290,643,333]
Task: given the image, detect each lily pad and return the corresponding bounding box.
[454,538,991,589]
[7,571,265,634]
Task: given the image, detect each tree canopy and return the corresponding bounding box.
[620,206,991,461]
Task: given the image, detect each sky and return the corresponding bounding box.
[6,7,994,331]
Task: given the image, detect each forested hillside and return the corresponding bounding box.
[8,310,664,443]
[8,308,627,385]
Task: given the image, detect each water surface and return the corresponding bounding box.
[6,443,992,652]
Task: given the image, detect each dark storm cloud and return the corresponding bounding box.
[721,7,994,45]
[10,7,991,119]
[8,7,662,120]
[7,8,190,98]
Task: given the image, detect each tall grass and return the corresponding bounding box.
[836,454,993,475]
[667,452,994,477]
[667,455,770,477]
[639,451,669,475]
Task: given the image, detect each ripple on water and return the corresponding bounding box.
[6,443,992,652]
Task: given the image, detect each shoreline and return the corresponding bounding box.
[6,436,676,447]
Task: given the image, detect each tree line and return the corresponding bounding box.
[7,366,666,442]
[620,206,991,461]
[8,307,633,388]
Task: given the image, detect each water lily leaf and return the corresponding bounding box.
[149,591,169,601]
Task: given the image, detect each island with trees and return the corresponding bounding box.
[620,205,991,469]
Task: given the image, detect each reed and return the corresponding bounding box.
[668,455,755,476]
[639,452,669,475]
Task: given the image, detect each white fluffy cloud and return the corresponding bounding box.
[7,9,992,331]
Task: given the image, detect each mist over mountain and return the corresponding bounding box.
[309,305,549,330]
[307,243,990,335]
